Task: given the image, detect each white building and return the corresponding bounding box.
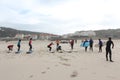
[15,34,24,39]
[75,31,96,37]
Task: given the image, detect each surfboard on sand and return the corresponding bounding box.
[15,51,21,54]
[26,50,33,54]
[80,42,90,47]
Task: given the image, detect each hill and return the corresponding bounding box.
[0,27,120,39]
[0,27,57,38]
[69,28,120,39]
[95,29,120,39]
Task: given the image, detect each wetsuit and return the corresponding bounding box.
[17,40,21,52]
[8,45,13,51]
[29,39,32,51]
[106,39,114,61]
[70,40,74,50]
[89,39,93,51]
[47,43,53,51]
[99,40,103,52]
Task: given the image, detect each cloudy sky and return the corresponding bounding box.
[0,0,120,35]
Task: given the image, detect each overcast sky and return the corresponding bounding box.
[0,0,120,35]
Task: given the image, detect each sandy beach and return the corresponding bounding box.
[0,40,120,80]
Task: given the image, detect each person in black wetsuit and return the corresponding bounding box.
[106,37,114,62]
[98,39,103,53]
[89,38,94,51]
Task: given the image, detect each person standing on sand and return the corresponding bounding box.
[70,40,74,50]
[83,39,88,52]
[17,39,21,52]
[29,38,32,51]
[106,37,114,62]
[98,39,103,52]
[89,38,94,51]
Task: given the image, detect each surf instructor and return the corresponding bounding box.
[106,37,114,62]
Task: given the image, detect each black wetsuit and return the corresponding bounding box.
[99,40,103,52]
[106,40,114,61]
[89,39,93,51]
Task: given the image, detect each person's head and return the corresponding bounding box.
[85,39,87,41]
[108,37,111,41]
[50,42,53,44]
[98,39,101,41]
[19,39,21,42]
[30,38,32,40]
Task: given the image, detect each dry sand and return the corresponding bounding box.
[0,40,120,80]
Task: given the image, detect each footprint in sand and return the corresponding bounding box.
[59,62,71,66]
[29,75,33,78]
[70,71,78,78]
[41,71,46,74]
[47,67,50,70]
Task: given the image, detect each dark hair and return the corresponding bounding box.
[108,37,111,40]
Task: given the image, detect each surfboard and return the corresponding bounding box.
[26,51,33,54]
[80,42,90,47]
[15,51,21,54]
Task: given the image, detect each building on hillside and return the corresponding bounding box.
[15,34,24,39]
[23,34,31,39]
[74,31,96,37]
[61,31,96,39]
[39,33,50,40]
[39,33,59,40]
[31,34,38,40]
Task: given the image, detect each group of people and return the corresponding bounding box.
[81,37,114,62]
[47,40,62,52]
[7,38,33,53]
[47,39,75,52]
[82,38,101,52]
[7,37,114,62]
[47,37,114,62]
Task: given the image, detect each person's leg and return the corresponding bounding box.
[48,46,50,51]
[56,43,59,51]
[18,45,20,51]
[50,47,52,51]
[100,46,102,52]
[29,44,32,51]
[99,46,102,52]
[106,49,109,61]
[85,47,87,52]
[10,47,13,51]
[90,46,93,51]
[8,47,10,51]
[91,45,93,51]
[71,44,73,50]
[109,50,113,62]
[99,46,100,52]
[57,47,58,51]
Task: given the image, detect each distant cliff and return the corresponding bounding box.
[70,29,120,39]
[95,29,120,39]
[0,27,120,39]
[0,27,57,38]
